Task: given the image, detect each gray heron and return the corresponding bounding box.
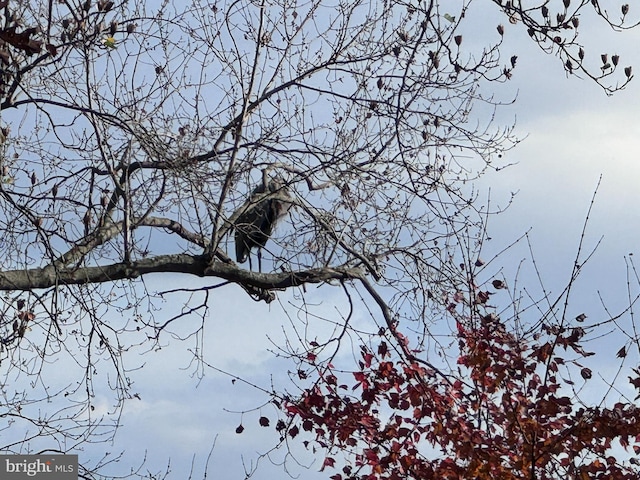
[234,177,291,271]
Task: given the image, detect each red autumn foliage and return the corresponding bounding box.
[283,313,640,479]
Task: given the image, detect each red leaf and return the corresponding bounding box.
[285,404,303,416]
[363,352,374,368]
[321,457,335,471]
[629,376,640,389]
[353,371,369,390]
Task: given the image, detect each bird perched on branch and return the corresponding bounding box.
[234,177,291,271]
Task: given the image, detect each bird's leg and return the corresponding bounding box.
[248,253,253,271]
[258,249,262,273]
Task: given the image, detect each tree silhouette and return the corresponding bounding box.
[0,0,638,477]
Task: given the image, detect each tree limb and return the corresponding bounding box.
[0,255,363,292]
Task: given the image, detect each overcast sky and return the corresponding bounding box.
[41,5,640,479]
